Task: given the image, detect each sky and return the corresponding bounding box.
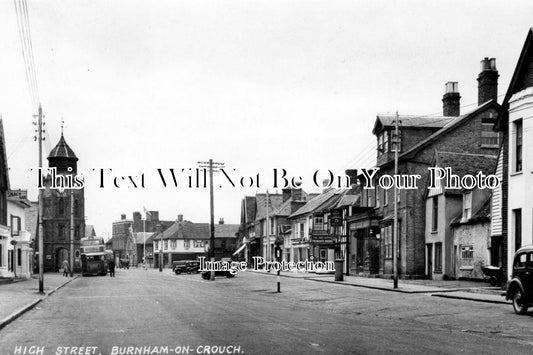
[0,0,532,239]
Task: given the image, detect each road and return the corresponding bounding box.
[1,268,532,355]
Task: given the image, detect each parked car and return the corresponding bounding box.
[201,257,235,279]
[506,245,533,314]
[172,260,200,275]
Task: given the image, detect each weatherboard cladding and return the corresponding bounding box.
[491,146,503,236]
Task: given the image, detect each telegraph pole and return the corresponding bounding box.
[393,111,400,289]
[198,159,224,281]
[36,105,45,293]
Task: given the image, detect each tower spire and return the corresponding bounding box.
[61,117,64,136]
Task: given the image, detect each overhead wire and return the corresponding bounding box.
[332,93,509,176]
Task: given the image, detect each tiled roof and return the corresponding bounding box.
[48,134,78,160]
[373,114,455,134]
[451,196,491,225]
[154,221,239,240]
[289,189,344,218]
[255,193,284,221]
[435,151,498,194]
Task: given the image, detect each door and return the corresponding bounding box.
[56,248,69,272]
[427,244,433,278]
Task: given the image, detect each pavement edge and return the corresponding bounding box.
[0,275,79,331]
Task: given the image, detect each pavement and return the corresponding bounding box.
[249,269,509,304]
[0,268,508,332]
[0,273,78,330]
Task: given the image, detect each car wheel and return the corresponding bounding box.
[175,270,181,275]
[512,290,528,315]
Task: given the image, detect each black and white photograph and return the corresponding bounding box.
[1,1,533,354]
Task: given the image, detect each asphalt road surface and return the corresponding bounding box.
[1,268,533,355]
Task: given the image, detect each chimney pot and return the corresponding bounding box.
[219,218,224,224]
[478,57,498,105]
[442,81,461,117]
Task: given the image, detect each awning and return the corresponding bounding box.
[232,243,247,256]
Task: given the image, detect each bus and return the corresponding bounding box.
[80,236,108,276]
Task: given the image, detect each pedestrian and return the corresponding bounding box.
[108,259,115,277]
[62,259,70,277]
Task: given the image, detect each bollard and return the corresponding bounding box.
[334,259,344,281]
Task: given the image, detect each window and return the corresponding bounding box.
[17,248,21,266]
[10,215,21,236]
[383,187,388,206]
[462,193,472,221]
[164,240,168,250]
[300,223,305,239]
[154,241,159,250]
[515,119,523,172]
[514,209,522,251]
[514,253,527,269]
[391,129,402,153]
[184,240,190,250]
[171,240,176,249]
[314,217,324,230]
[434,242,442,272]
[481,116,500,147]
[58,224,65,240]
[58,198,65,216]
[377,133,384,156]
[431,196,438,232]
[461,245,473,260]
[74,199,80,217]
[375,187,380,207]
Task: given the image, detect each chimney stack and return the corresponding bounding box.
[120,214,126,220]
[442,82,461,117]
[177,214,183,222]
[282,188,291,203]
[219,218,224,225]
[291,188,302,201]
[478,57,498,105]
[345,169,358,187]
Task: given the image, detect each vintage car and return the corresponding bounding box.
[172,260,200,275]
[201,257,236,279]
[506,245,533,314]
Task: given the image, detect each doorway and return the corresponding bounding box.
[427,244,433,278]
[56,248,69,272]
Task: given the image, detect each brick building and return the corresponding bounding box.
[153,216,238,268]
[111,211,173,265]
[41,133,85,272]
[363,59,501,278]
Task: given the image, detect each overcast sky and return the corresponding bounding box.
[0,0,532,238]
